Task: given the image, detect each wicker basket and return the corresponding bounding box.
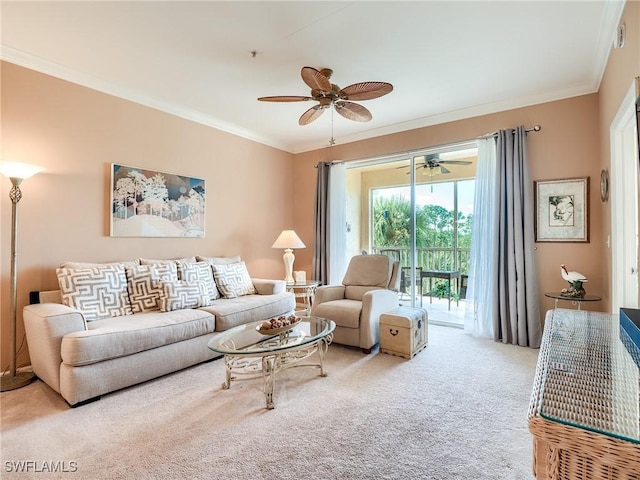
[529,416,640,480]
[528,309,640,480]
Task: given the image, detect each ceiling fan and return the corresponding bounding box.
[399,154,472,175]
[257,67,393,126]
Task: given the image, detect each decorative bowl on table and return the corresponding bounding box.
[256,315,301,335]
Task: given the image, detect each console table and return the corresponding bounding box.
[528,308,640,479]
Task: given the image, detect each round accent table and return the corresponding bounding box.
[544,292,602,310]
[286,281,320,315]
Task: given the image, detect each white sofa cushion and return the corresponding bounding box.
[60,309,215,366]
[139,257,197,265]
[125,263,179,313]
[211,261,256,298]
[57,265,133,321]
[196,255,241,265]
[60,260,140,269]
[200,291,295,331]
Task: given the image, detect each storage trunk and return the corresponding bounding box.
[380,307,428,359]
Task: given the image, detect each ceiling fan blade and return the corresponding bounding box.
[298,105,326,125]
[338,82,393,101]
[334,101,372,122]
[258,95,313,102]
[438,160,472,165]
[440,166,451,174]
[301,67,332,92]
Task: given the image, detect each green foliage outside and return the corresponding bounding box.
[372,192,473,276]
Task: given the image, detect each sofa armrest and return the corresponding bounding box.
[251,278,286,295]
[311,285,347,311]
[360,290,399,350]
[23,303,87,394]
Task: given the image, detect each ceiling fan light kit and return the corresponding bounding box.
[397,153,472,176]
[257,66,393,127]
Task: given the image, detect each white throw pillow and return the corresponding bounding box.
[176,261,219,301]
[138,257,197,265]
[196,255,241,265]
[157,280,210,312]
[211,261,256,299]
[57,265,133,321]
[125,263,179,313]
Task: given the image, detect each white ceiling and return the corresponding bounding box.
[1,1,626,154]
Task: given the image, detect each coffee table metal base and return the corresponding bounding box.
[221,334,333,409]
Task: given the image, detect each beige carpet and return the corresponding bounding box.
[1,325,538,479]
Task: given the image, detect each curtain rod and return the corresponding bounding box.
[478,124,542,140]
[314,124,542,168]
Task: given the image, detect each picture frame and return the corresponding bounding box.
[534,177,589,242]
[110,164,205,237]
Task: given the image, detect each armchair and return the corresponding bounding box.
[310,254,400,353]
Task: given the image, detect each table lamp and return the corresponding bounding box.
[0,160,44,391]
[272,230,305,285]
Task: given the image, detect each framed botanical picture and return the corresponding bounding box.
[110,164,205,237]
[534,177,589,242]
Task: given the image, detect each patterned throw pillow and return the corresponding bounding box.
[125,263,179,313]
[176,261,219,301]
[57,265,133,321]
[157,280,210,312]
[211,261,256,299]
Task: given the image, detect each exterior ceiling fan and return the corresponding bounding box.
[257,67,393,125]
[399,154,472,175]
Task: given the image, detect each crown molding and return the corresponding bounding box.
[0,46,294,153]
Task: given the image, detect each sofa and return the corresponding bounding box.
[23,255,295,406]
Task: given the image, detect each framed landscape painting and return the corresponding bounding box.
[534,177,589,242]
[110,164,205,237]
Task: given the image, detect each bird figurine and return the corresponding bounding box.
[560,264,587,298]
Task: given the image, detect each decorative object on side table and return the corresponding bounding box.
[272,230,306,284]
[560,264,587,298]
[0,160,44,391]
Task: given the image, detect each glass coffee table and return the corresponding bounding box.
[207,316,335,409]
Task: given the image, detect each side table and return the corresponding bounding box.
[286,281,320,315]
[420,270,460,310]
[544,292,602,310]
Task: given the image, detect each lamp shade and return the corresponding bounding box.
[272,230,306,249]
[0,161,44,180]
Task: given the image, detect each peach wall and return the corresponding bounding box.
[597,0,640,306]
[0,62,294,369]
[293,94,603,326]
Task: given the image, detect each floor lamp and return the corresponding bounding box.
[0,161,43,391]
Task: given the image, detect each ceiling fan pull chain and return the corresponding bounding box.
[329,107,336,146]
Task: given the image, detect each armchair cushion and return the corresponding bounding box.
[344,285,385,301]
[342,254,391,288]
[312,299,362,329]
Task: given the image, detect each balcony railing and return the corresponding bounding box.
[373,246,471,275]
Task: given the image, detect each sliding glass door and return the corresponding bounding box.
[345,145,477,325]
